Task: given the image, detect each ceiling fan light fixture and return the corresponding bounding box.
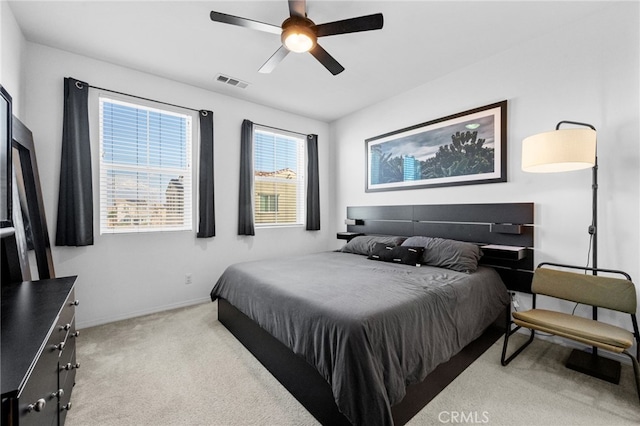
[280,16,316,53]
[283,31,313,52]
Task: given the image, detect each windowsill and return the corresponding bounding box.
[255,224,305,230]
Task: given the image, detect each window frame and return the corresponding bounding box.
[98,95,196,235]
[253,125,306,228]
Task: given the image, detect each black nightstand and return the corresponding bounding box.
[337,232,363,242]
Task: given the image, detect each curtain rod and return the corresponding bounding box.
[254,122,309,137]
[83,82,204,114]
[78,82,308,129]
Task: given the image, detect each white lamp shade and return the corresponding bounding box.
[522,128,596,173]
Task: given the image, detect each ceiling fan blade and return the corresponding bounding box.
[210,11,281,35]
[314,13,384,37]
[309,44,345,75]
[259,46,290,73]
[288,0,306,18]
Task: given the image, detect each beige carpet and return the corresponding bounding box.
[66,302,640,426]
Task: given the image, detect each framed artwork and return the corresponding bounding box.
[365,100,507,192]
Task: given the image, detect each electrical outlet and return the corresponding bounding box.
[185,273,192,285]
[511,292,520,309]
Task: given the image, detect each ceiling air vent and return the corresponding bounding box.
[215,74,249,89]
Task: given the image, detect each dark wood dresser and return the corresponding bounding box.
[1,276,79,425]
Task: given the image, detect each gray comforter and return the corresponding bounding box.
[210,251,509,425]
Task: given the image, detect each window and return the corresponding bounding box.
[99,97,193,233]
[258,193,279,213]
[254,127,305,226]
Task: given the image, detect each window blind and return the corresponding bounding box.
[254,127,305,226]
[99,97,192,233]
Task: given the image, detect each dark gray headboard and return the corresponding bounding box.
[346,203,534,292]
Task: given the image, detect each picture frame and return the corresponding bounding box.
[365,100,507,192]
[0,85,12,229]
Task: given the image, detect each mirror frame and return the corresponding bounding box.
[0,85,12,230]
[10,116,55,280]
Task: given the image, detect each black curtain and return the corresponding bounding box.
[306,134,320,230]
[197,110,215,238]
[56,77,93,246]
[238,119,255,235]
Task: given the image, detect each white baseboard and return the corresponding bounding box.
[76,296,212,329]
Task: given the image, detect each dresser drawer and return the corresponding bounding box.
[58,315,76,364]
[53,290,76,350]
[58,348,76,426]
[58,344,78,394]
[17,333,61,425]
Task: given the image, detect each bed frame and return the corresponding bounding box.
[218,202,534,425]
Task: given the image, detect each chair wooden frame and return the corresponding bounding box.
[501,262,640,402]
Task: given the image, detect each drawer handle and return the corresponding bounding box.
[53,341,65,351]
[71,331,80,338]
[51,389,64,399]
[59,323,71,331]
[27,398,46,413]
[61,401,73,411]
[70,300,80,306]
[61,362,80,371]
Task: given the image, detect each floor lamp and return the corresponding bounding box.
[522,120,622,383]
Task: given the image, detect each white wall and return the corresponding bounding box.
[331,3,639,333]
[0,0,25,117]
[18,42,332,328]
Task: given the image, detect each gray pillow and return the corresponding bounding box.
[340,235,406,256]
[401,236,482,273]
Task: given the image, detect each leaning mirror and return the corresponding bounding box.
[0,85,11,231]
[11,116,55,280]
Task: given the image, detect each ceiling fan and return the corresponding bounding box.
[209,0,384,75]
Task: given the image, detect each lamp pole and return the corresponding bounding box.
[554,121,622,382]
[556,120,597,274]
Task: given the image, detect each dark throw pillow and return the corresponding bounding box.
[368,243,425,266]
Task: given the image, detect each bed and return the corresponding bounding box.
[210,203,534,425]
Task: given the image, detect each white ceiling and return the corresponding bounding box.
[8,1,611,122]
